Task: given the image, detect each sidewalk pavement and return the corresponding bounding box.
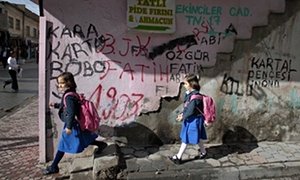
[0,59,38,113]
[122,142,300,179]
[0,97,61,180]
[1,96,300,179]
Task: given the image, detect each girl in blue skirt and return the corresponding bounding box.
[169,74,207,164]
[43,72,98,175]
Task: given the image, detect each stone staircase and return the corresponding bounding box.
[50,141,121,179]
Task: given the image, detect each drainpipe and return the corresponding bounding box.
[22,11,24,39]
[38,0,43,16]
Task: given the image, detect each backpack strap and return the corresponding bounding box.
[189,94,204,116]
[63,92,80,108]
[63,92,81,124]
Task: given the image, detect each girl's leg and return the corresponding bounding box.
[198,139,207,159]
[91,140,108,153]
[51,150,65,169]
[198,140,206,154]
[43,150,64,175]
[3,79,11,88]
[9,70,18,90]
[169,142,187,164]
[176,142,187,159]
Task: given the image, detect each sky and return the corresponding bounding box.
[1,0,39,15]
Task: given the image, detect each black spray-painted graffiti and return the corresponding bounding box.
[47,24,153,61]
[221,56,297,96]
[220,73,243,96]
[47,24,109,61]
[166,49,209,62]
[247,57,297,88]
[148,22,237,61]
[47,24,101,39]
[169,62,203,74]
[148,35,197,60]
[51,60,106,79]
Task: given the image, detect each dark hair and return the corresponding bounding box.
[184,74,200,91]
[57,72,77,90]
[10,50,15,56]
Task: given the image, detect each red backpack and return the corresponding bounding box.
[187,93,216,125]
[64,92,100,132]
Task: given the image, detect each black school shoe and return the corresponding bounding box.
[195,152,207,160]
[200,152,207,159]
[169,155,182,165]
[43,166,59,175]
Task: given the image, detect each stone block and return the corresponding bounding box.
[70,170,94,180]
[97,144,119,157]
[93,155,119,179]
[70,156,94,173]
[125,158,139,172]
[73,145,98,159]
[239,163,286,179]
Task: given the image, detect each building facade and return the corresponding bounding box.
[0,1,39,62]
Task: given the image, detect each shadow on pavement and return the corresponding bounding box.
[0,89,38,94]
[98,124,259,166]
[0,136,39,150]
[99,122,163,159]
[99,122,163,147]
[178,126,259,164]
[207,126,258,159]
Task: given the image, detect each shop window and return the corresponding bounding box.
[16,19,21,30]
[8,16,14,29]
[33,28,37,38]
[26,26,30,36]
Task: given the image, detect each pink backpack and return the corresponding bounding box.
[64,92,100,132]
[187,94,216,124]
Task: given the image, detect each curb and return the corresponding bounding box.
[127,161,300,180]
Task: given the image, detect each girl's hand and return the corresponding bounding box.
[65,128,72,135]
[49,102,55,108]
[176,113,183,122]
[204,121,212,127]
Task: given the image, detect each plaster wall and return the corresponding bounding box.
[40,0,300,159]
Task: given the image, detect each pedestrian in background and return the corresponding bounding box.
[0,47,10,69]
[3,50,19,93]
[43,72,99,175]
[169,74,207,164]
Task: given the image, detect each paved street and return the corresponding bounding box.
[0,60,38,115]
[0,61,61,179]
[0,97,50,179]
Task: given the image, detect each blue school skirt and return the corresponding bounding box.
[180,115,207,144]
[58,122,98,154]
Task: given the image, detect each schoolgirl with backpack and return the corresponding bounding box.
[43,72,101,175]
[169,74,214,165]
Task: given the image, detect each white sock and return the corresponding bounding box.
[199,140,206,154]
[176,142,187,159]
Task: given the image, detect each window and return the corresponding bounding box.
[8,16,14,29]
[33,28,37,38]
[16,19,21,30]
[26,26,30,36]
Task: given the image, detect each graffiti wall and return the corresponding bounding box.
[40,0,300,160]
[216,6,300,143]
[43,0,284,126]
